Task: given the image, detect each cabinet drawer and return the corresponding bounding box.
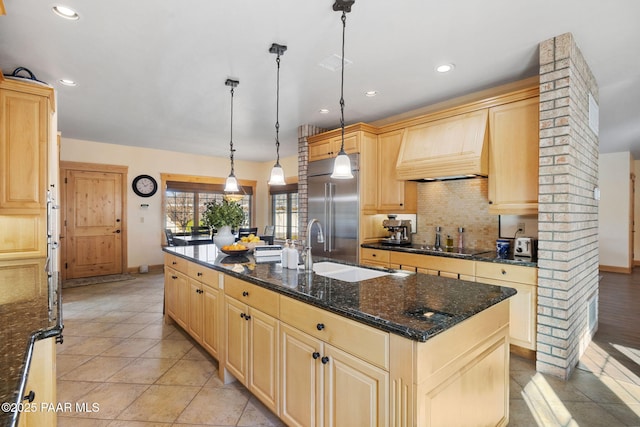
[224,275,279,318]
[280,296,389,370]
[187,261,218,286]
[360,248,390,263]
[475,262,537,285]
[389,252,475,276]
[164,253,188,273]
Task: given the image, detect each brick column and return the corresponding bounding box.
[537,33,600,379]
[298,125,327,243]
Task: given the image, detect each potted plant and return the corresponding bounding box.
[202,199,245,249]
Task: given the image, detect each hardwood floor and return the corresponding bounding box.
[592,268,640,377]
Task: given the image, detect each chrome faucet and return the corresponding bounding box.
[304,218,324,271]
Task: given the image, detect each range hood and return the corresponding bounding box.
[395,109,488,181]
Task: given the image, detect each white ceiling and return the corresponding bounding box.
[1,0,639,162]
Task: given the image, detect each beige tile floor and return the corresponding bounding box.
[57,272,640,426]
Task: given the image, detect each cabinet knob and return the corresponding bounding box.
[316,323,325,331]
[240,313,245,318]
[172,275,178,279]
[24,390,35,403]
[245,314,251,321]
[172,261,177,265]
[399,203,403,206]
[242,291,249,297]
[321,356,330,364]
[489,201,493,205]
[372,253,377,257]
[501,269,507,275]
[312,352,320,360]
[197,272,203,277]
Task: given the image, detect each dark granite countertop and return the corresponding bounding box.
[361,242,538,267]
[163,245,516,343]
[0,272,63,427]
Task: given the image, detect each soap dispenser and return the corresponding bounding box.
[281,239,290,268]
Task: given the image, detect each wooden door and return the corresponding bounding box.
[324,344,389,427]
[248,308,279,414]
[225,296,248,384]
[188,280,204,342]
[202,283,219,358]
[280,323,323,427]
[63,167,125,278]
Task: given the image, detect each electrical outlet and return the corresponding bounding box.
[517,222,525,234]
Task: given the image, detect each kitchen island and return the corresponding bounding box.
[163,244,516,426]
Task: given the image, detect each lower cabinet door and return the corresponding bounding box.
[248,308,279,415]
[324,344,389,427]
[202,284,219,358]
[188,280,203,342]
[280,323,323,427]
[18,338,56,427]
[225,296,248,383]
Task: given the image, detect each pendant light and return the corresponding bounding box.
[268,43,288,186]
[224,79,240,193]
[330,0,355,179]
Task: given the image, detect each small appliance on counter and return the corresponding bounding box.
[381,215,412,246]
[514,237,537,258]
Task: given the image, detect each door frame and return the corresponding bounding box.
[59,161,128,280]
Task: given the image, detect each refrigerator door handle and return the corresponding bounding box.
[323,182,329,252]
[328,183,334,252]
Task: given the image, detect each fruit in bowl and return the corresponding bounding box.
[220,242,249,255]
[240,234,261,243]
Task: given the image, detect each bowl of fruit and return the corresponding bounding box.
[219,242,250,256]
[240,234,264,251]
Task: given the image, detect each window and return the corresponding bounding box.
[165,180,252,234]
[271,183,298,240]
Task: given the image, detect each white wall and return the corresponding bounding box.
[60,137,298,269]
[598,152,632,269]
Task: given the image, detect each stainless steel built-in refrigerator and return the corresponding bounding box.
[307,154,359,264]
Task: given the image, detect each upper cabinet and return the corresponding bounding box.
[308,130,361,162]
[0,76,55,259]
[488,96,540,215]
[376,129,417,213]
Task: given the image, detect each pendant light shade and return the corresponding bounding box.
[330,0,355,179]
[268,43,288,186]
[224,79,240,193]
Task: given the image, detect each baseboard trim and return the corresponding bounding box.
[510,344,536,361]
[599,265,632,274]
[127,264,164,274]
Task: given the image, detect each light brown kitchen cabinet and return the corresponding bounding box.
[0,77,55,260]
[488,96,540,215]
[224,276,280,415]
[388,251,475,280]
[476,262,538,353]
[308,132,360,162]
[360,248,390,268]
[18,338,56,427]
[279,298,389,427]
[376,129,417,213]
[186,262,220,357]
[201,282,220,359]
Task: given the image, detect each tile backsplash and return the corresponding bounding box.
[414,178,499,250]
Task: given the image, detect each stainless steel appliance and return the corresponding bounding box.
[515,237,536,257]
[307,154,360,264]
[381,215,412,246]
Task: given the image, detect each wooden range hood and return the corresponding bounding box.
[395,109,488,181]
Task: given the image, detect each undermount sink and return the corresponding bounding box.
[312,262,389,283]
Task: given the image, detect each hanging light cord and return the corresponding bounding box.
[338,10,347,152]
[275,53,281,166]
[229,86,236,175]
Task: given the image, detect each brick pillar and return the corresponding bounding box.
[298,125,327,243]
[537,33,600,379]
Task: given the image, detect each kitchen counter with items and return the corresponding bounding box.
[0,273,63,427]
[164,244,516,426]
[361,242,537,267]
[164,244,515,342]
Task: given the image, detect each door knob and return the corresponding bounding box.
[113,230,121,234]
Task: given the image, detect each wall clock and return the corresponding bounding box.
[132,174,158,197]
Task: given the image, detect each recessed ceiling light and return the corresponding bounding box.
[436,63,455,73]
[319,109,330,114]
[365,90,377,97]
[52,5,79,20]
[59,79,77,87]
